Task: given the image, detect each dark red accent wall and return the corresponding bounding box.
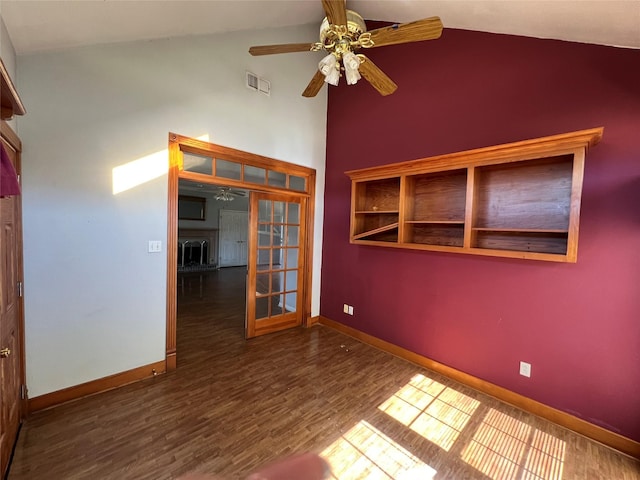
[321,28,640,442]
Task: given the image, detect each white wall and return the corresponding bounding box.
[16,25,327,397]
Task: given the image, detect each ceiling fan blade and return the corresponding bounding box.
[302,70,326,98]
[358,56,398,96]
[249,43,315,56]
[322,0,347,26]
[368,17,443,48]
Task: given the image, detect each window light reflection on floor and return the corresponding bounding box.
[461,408,566,480]
[378,374,481,451]
[321,420,437,480]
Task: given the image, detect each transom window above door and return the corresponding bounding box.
[181,148,308,194]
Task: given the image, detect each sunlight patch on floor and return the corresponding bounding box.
[378,374,480,451]
[321,420,437,480]
[461,408,565,480]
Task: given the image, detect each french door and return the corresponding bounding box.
[246,192,306,338]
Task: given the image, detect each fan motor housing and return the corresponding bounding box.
[319,10,367,48]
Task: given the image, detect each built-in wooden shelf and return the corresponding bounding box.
[1,58,26,120]
[347,127,603,262]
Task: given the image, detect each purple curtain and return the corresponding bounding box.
[0,141,20,196]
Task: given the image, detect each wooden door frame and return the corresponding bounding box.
[165,133,316,370]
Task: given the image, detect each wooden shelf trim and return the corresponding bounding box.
[472,227,568,234]
[353,222,399,240]
[346,127,603,180]
[355,210,399,214]
[406,220,465,225]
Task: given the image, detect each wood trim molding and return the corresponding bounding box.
[166,134,180,370]
[303,172,316,326]
[28,360,166,413]
[0,58,26,120]
[307,315,320,327]
[0,121,21,151]
[318,316,640,459]
[345,127,603,180]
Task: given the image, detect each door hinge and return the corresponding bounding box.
[17,281,23,298]
[21,384,27,400]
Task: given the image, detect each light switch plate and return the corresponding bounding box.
[148,240,162,253]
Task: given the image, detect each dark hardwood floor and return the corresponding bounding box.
[8,268,640,479]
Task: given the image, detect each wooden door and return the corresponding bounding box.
[0,132,24,477]
[246,192,306,338]
[218,210,248,267]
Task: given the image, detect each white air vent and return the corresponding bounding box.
[246,71,270,96]
[258,78,271,96]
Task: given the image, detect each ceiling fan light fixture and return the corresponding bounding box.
[248,2,443,98]
[342,51,361,85]
[319,53,340,85]
[215,189,235,202]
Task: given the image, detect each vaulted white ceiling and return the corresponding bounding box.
[1,0,639,55]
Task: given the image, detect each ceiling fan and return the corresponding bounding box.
[249,0,443,98]
[214,187,247,202]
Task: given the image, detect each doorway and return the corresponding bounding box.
[218,210,248,267]
[166,133,316,369]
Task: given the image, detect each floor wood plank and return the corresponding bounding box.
[8,268,640,479]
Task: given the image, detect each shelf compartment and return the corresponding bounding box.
[353,213,399,242]
[473,230,568,255]
[353,222,399,241]
[405,223,464,247]
[354,177,400,212]
[405,169,467,222]
[474,155,573,231]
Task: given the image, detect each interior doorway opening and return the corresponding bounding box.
[166,133,316,370]
[176,179,250,358]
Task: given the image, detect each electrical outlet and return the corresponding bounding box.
[348,305,354,315]
[519,361,531,378]
[343,303,349,314]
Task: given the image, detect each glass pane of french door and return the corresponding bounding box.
[246,192,305,338]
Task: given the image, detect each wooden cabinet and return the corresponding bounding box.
[346,128,603,262]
